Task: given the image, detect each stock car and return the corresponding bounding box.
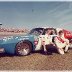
[0,27,45,55]
[0,27,72,56]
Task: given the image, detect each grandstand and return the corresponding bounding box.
[0,27,29,33]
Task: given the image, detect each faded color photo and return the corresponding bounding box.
[0,2,72,71]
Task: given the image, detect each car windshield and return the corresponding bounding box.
[29,28,44,36]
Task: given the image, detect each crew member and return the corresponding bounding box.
[43,29,53,54]
[54,30,69,55]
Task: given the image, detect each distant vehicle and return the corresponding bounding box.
[0,27,72,56]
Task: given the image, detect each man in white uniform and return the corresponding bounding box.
[54,30,69,55]
[43,29,53,53]
[35,29,53,53]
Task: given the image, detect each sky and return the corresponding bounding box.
[0,2,72,30]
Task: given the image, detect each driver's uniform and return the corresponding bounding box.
[54,34,69,55]
[35,34,54,52]
[42,34,52,52]
[35,34,51,51]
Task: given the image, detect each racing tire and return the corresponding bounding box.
[15,40,32,56]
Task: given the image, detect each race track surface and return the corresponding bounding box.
[0,49,72,71]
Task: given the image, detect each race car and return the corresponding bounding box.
[56,28,72,43]
[0,27,44,56]
[0,27,72,56]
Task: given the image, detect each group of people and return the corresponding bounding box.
[35,28,70,55]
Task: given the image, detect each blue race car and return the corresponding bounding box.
[0,27,57,56]
[0,28,45,56]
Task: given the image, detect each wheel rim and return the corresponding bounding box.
[16,42,30,55]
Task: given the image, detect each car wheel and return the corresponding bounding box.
[16,40,32,56]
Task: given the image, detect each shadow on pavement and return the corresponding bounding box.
[40,44,58,55]
[0,53,15,57]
